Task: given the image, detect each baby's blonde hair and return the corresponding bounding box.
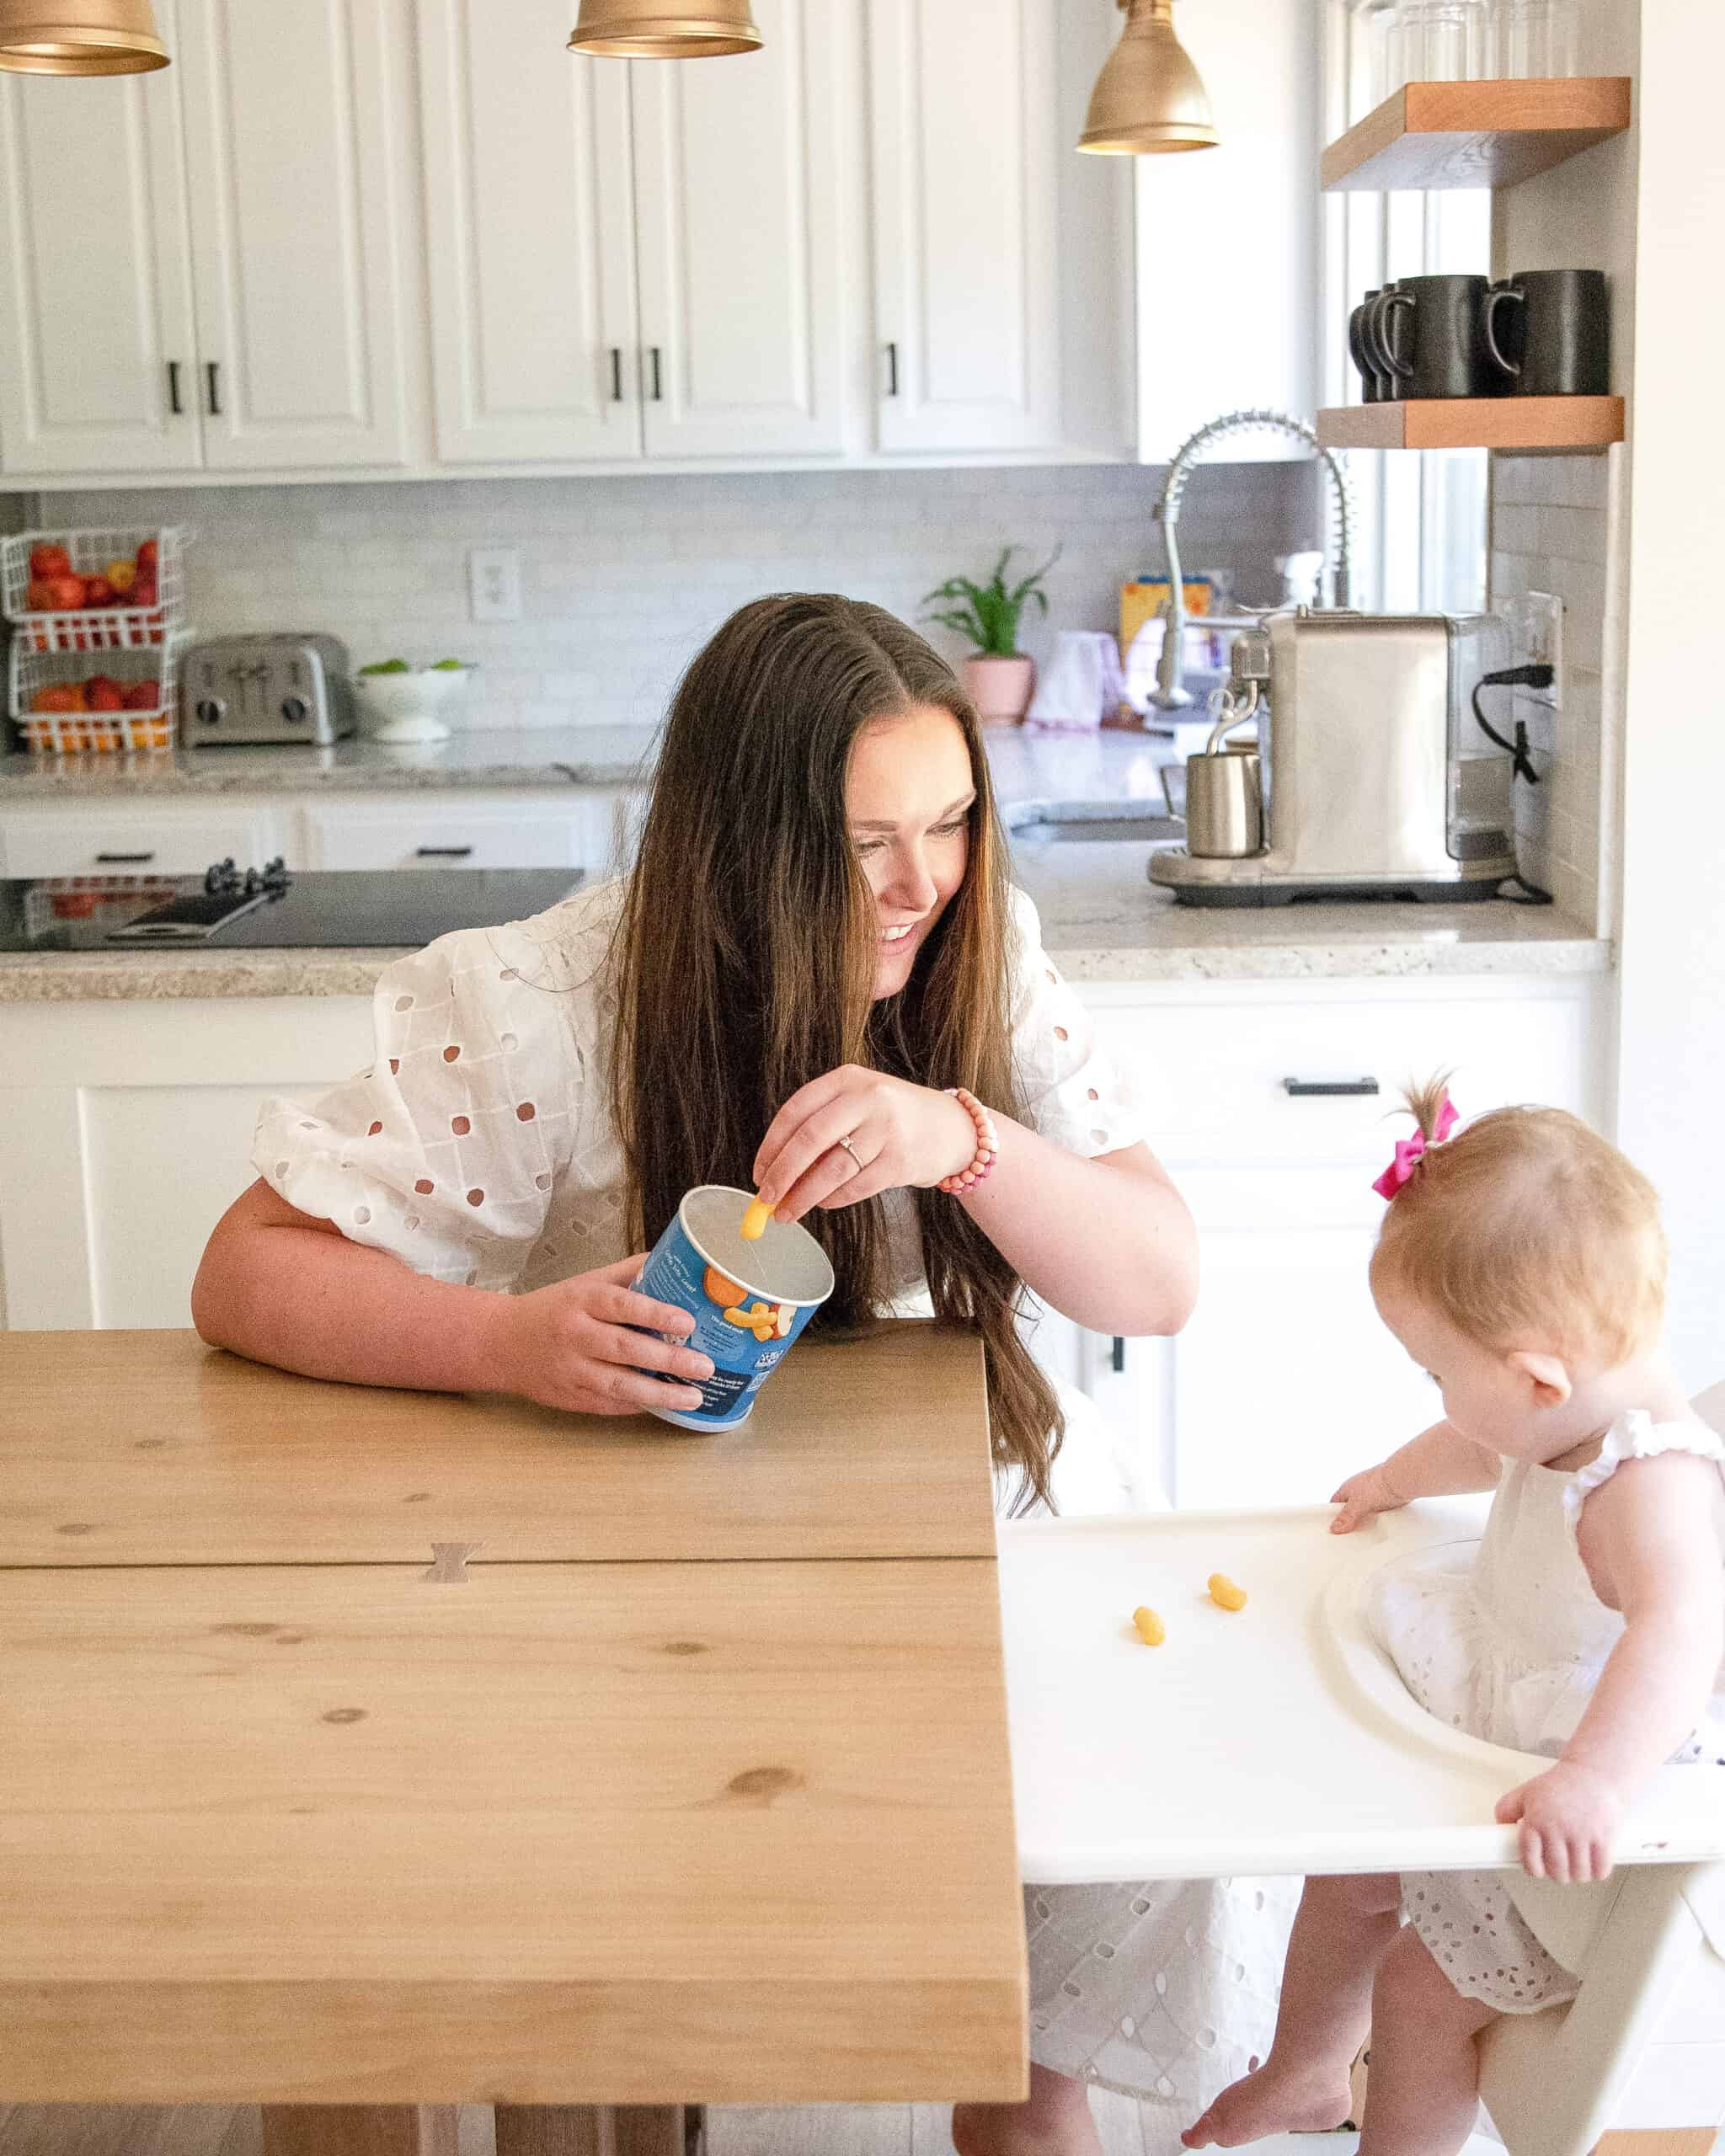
[1370,1077,1667,1365]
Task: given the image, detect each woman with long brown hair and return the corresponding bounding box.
[194,593,1204,2148]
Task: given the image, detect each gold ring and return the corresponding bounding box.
[836,1133,861,1166]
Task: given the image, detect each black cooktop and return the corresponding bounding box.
[0,867,585,953]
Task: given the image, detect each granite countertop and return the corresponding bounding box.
[0,728,1610,1000]
[0,725,662,795]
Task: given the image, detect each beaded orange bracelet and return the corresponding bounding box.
[938,1086,997,1194]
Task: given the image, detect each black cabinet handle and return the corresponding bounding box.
[1111,1335,1126,1374]
[167,360,183,416]
[96,851,156,864]
[1283,1076,1380,1097]
[610,346,623,403]
[649,346,663,402]
[205,360,222,416]
[415,845,474,859]
[886,340,900,396]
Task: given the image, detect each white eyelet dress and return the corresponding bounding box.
[252,875,1300,2138]
[1371,1412,1725,2015]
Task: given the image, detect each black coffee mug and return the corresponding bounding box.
[1373,274,1496,401]
[1350,288,1385,404]
[1482,270,1610,397]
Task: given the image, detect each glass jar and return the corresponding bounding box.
[1492,0,1579,77]
[1402,0,1491,81]
[1348,0,1404,109]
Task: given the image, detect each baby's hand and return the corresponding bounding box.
[1495,1762,1625,1882]
[1328,1463,1404,1534]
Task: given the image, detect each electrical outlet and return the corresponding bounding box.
[468,547,522,624]
[1509,589,1562,708]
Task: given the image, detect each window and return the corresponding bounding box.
[1321,0,1491,615]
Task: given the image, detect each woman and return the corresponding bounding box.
[195,594,1257,2152]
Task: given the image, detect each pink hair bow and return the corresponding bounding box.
[1372,1093,1459,1199]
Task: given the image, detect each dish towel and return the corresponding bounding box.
[1025,631,1125,733]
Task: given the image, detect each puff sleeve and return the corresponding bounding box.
[252,917,581,1291]
[1006,886,1147,1158]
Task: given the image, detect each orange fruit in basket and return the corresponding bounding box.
[45,574,84,611]
[25,577,57,611]
[29,543,72,579]
[120,680,160,710]
[104,559,137,595]
[30,685,83,714]
[82,575,116,608]
[136,539,158,575]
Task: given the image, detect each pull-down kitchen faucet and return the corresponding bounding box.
[1148,408,1356,710]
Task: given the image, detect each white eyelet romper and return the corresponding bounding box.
[1371,1411,1725,2013]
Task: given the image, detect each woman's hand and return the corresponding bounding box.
[1496,1761,1626,1882]
[753,1065,977,1223]
[487,1256,714,1416]
[1328,1461,1407,1534]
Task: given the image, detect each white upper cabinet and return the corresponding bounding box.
[630,0,846,458]
[0,0,413,478]
[868,0,1061,453]
[417,0,638,462]
[175,0,411,469]
[0,0,200,475]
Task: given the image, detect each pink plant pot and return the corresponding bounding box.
[964,654,1036,727]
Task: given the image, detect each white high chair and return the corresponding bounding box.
[999,1382,1725,2156]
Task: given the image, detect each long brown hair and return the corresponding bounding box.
[609,592,1064,1509]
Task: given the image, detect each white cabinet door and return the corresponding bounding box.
[418,0,639,464]
[630,0,846,458]
[299,797,596,872]
[0,804,279,879]
[1158,1165,1439,1511]
[0,0,201,477]
[867,0,1060,452]
[175,0,411,469]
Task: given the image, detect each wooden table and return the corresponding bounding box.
[0,1325,1025,2153]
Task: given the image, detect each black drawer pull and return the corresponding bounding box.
[1283,1076,1380,1098]
[1111,1335,1126,1374]
[415,845,474,858]
[95,850,157,864]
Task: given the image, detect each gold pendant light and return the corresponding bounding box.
[568,1,761,58]
[1078,0,1218,155]
[0,0,168,73]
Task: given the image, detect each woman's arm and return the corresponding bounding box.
[1329,1417,1502,1531]
[752,1069,1195,1337]
[193,1178,714,1412]
[956,1119,1196,1335]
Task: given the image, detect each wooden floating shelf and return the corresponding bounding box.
[1316,397,1625,452]
[1322,76,1632,192]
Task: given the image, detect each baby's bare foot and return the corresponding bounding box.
[1181,2058,1354,2149]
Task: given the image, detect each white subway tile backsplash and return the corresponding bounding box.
[1489,450,1616,928]
[8,465,1314,737]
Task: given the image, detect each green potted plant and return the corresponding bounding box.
[921,544,1060,726]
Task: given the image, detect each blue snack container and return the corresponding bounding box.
[635,1184,836,1431]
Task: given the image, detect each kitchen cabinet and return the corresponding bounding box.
[0,0,200,476]
[0,0,414,479]
[0,787,638,882]
[867,0,1131,457]
[1043,974,1607,1511]
[418,0,843,464]
[300,792,619,871]
[173,0,412,471]
[0,802,280,879]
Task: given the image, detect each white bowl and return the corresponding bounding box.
[354,667,472,744]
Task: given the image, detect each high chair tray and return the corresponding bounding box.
[1001,1501,1725,1886]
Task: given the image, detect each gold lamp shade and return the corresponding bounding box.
[0,0,168,72]
[1078,0,1218,155]
[568,0,761,57]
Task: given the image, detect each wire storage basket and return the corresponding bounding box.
[1,526,189,655]
[11,632,190,755]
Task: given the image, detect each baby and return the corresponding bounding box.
[1184,1082,1725,2156]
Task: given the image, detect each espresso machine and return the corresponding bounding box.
[1150,610,1520,906]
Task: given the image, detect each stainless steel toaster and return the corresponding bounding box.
[179,633,355,746]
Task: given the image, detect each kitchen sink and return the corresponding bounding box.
[1013,814,1186,845]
